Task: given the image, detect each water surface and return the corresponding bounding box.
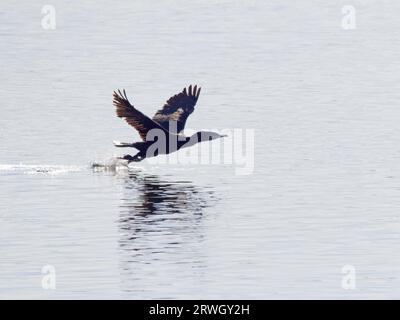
[1,0,400,299]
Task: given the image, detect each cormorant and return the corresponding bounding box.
[113,85,226,162]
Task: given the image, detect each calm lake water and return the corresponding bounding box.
[1,0,400,299]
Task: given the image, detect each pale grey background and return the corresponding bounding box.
[1,0,400,299]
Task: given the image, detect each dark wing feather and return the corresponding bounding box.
[152,85,201,133]
[113,89,167,141]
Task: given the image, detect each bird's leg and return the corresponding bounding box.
[118,152,145,163]
[118,154,135,162]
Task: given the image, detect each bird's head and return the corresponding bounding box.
[192,131,227,142]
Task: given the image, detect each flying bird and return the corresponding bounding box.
[112,85,226,162]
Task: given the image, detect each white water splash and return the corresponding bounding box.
[0,164,84,175]
[0,157,136,176]
[90,157,130,172]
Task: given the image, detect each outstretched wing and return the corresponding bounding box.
[113,89,167,141]
[152,85,201,134]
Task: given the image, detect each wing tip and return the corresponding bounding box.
[113,89,131,104]
[184,84,201,98]
[113,89,135,119]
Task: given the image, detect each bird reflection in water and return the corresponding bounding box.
[117,171,217,256]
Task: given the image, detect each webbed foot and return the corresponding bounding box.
[118,154,144,163]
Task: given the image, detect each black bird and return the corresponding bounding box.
[113,85,226,162]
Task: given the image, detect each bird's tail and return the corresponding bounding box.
[113,141,144,151]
